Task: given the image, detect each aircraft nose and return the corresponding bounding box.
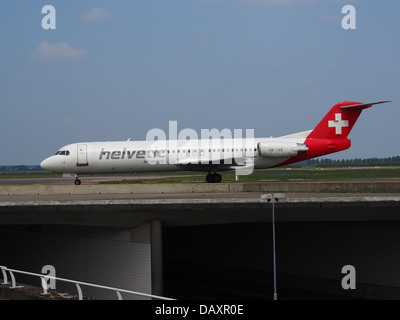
[40,157,53,172]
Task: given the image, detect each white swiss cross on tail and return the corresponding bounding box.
[328,113,349,135]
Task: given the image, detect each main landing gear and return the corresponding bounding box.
[74,177,81,185]
[206,172,222,183]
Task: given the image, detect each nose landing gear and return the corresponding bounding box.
[74,177,81,185]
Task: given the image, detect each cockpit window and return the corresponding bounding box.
[55,150,70,156]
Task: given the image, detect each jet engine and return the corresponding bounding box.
[258,141,308,158]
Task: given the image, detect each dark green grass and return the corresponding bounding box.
[0,171,60,179]
[2,167,400,184]
[99,167,400,184]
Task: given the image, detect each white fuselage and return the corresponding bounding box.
[40,136,307,175]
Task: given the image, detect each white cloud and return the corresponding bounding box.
[81,7,110,22]
[301,77,314,85]
[184,47,194,56]
[199,36,212,48]
[63,116,77,124]
[30,41,86,62]
[273,59,286,69]
[325,60,340,69]
[184,36,218,56]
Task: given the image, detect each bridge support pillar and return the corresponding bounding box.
[150,220,163,296]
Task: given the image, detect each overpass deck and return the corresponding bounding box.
[1,191,399,227]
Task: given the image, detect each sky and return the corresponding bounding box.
[1,0,399,165]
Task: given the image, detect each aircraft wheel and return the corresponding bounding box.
[206,173,222,183]
[214,174,222,183]
[74,179,81,185]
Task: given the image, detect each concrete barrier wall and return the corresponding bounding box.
[0,181,399,196]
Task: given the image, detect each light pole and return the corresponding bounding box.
[261,193,285,300]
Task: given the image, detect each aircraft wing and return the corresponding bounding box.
[174,154,252,171]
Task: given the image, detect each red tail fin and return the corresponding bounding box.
[301,100,391,158]
[307,101,390,140]
[274,101,390,167]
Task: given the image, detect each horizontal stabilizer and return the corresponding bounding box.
[340,101,391,110]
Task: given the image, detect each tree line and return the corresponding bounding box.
[301,156,400,168]
[0,165,42,172]
[1,156,400,172]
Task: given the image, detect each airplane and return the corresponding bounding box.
[40,100,390,185]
